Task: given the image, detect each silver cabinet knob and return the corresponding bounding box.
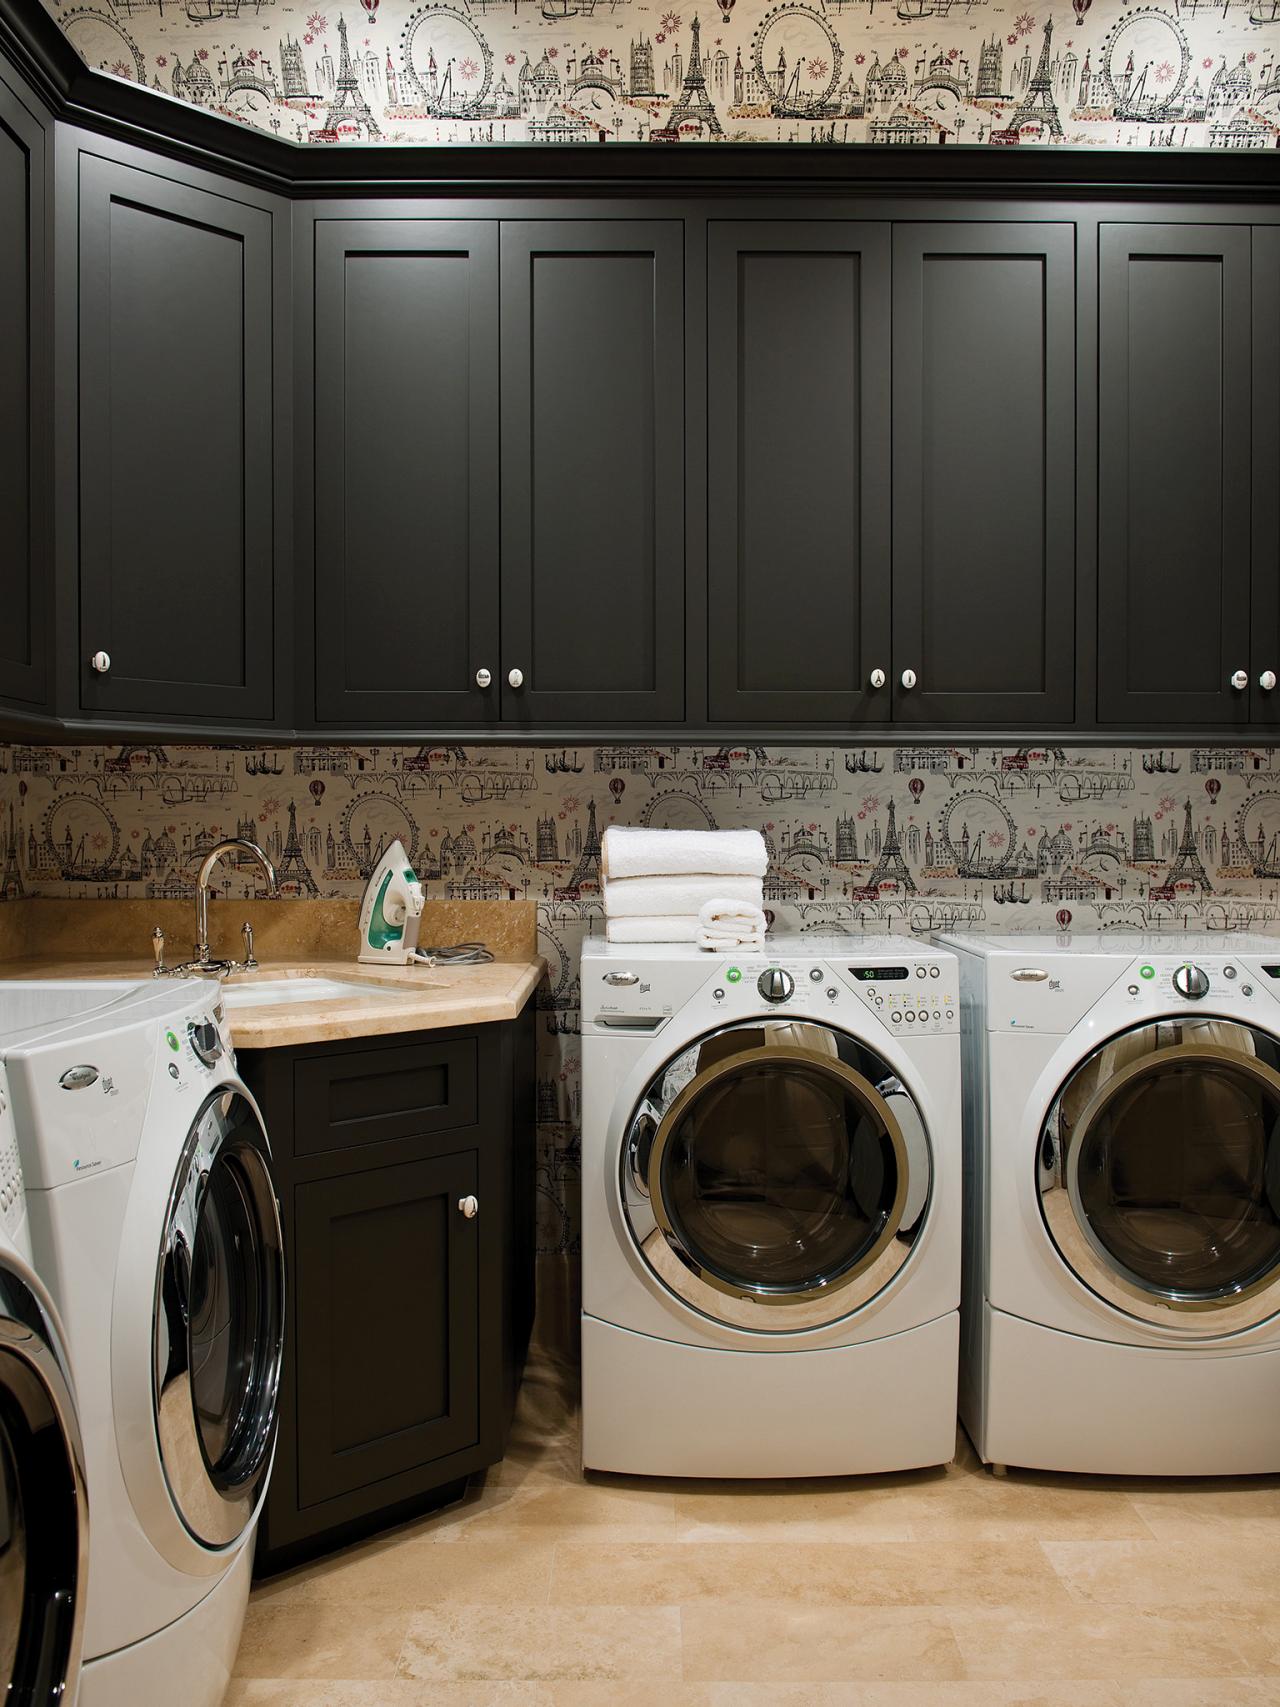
[1232,669,1249,691]
[869,668,886,689]
[1262,671,1277,692]
[90,650,111,674]
[507,668,524,689]
[458,1195,479,1219]
[900,669,917,691]
[1173,963,1209,1001]
[475,667,492,689]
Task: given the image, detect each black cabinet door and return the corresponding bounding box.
[293,1148,479,1509]
[1097,224,1252,727]
[1253,226,1280,730]
[706,222,891,724]
[312,220,499,726]
[0,72,47,709]
[500,221,684,723]
[892,223,1076,726]
[77,155,276,722]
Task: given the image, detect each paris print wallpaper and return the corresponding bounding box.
[4,738,1280,1250]
[39,0,1280,149]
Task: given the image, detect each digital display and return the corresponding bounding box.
[849,966,910,982]
[1263,966,1280,979]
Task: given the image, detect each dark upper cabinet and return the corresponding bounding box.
[893,224,1076,726]
[75,153,279,723]
[1253,227,1280,729]
[500,221,685,724]
[0,68,48,710]
[707,222,891,724]
[1097,224,1252,728]
[311,220,499,726]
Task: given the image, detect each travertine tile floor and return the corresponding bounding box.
[230,1322,1280,1707]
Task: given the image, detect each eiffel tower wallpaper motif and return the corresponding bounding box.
[40,0,1280,149]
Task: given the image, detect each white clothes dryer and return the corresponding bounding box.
[0,979,284,1707]
[938,932,1280,1477]
[581,936,961,1478]
[0,1080,88,1707]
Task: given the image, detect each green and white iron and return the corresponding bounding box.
[357,839,427,965]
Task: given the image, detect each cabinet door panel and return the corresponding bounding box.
[313,221,498,725]
[893,223,1076,726]
[0,76,47,708]
[500,222,684,722]
[707,223,890,723]
[295,1150,479,1508]
[77,155,275,721]
[1253,227,1280,729]
[1097,224,1251,726]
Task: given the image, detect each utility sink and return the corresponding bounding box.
[221,977,412,1009]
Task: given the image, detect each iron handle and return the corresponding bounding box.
[458,1195,479,1219]
[1262,671,1278,692]
[1232,669,1249,691]
[90,650,111,674]
[475,668,492,689]
[869,668,886,689]
[507,668,524,689]
[900,669,917,691]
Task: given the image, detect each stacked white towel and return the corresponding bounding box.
[601,827,769,949]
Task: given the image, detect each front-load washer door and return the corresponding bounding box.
[0,1255,87,1707]
[155,1089,284,1549]
[621,1020,932,1333]
[1040,1018,1280,1334]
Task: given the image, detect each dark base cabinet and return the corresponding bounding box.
[243,1009,535,1574]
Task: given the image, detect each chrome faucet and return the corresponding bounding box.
[155,838,278,976]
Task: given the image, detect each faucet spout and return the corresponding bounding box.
[195,838,279,967]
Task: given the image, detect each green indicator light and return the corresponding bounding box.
[1139,965,1155,980]
[726,967,742,983]
[165,1029,180,1050]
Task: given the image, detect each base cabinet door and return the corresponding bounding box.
[1253,226,1280,729]
[1097,223,1252,727]
[75,153,278,722]
[706,222,891,724]
[294,1150,479,1508]
[892,223,1076,726]
[500,221,685,724]
[312,220,499,726]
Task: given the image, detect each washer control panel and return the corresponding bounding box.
[1119,957,1264,1009]
[700,955,957,1033]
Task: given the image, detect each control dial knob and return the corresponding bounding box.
[757,968,794,1004]
[1173,964,1209,1001]
[188,1020,224,1067]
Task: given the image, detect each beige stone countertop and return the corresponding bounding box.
[0,955,546,1049]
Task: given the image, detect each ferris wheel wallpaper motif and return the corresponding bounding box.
[35,0,1280,149]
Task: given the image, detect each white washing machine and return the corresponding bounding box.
[938,932,1280,1477]
[581,936,961,1478]
[0,979,284,1706]
[0,1072,88,1706]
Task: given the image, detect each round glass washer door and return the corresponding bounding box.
[621,1020,933,1332]
[154,1089,284,1549]
[1039,1018,1280,1333]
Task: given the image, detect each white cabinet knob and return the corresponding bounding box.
[90,650,111,674]
[475,667,492,689]
[900,669,917,691]
[1231,669,1249,691]
[507,668,524,689]
[1262,671,1277,693]
[458,1195,479,1219]
[869,668,886,689]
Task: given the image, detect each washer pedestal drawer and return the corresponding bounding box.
[980,1305,1280,1477]
[582,1311,958,1478]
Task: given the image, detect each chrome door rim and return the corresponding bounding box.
[622,1022,926,1334]
[1043,1036,1280,1334]
[154,1089,284,1549]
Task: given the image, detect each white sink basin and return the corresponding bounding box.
[221,977,409,1009]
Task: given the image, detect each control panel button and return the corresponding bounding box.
[757,968,795,1004]
[726,967,742,984]
[1243,984,1254,997]
[929,965,940,978]
[713,988,725,1001]
[915,966,926,978]
[1224,965,1237,980]
[809,968,824,982]
[891,1012,901,1023]
[826,987,839,1000]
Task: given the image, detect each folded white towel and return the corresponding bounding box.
[605,915,700,944]
[696,897,768,953]
[601,825,768,881]
[603,872,764,919]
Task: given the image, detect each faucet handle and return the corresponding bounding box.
[152,926,166,977]
[241,920,257,970]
